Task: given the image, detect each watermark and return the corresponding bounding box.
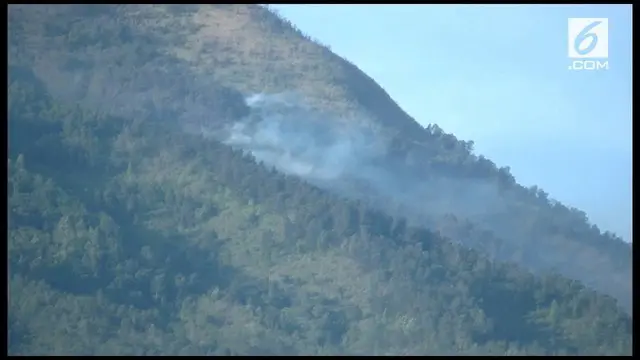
[567,18,609,71]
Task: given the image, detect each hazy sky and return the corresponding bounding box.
[272,4,632,242]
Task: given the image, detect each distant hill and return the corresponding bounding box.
[8,4,632,355]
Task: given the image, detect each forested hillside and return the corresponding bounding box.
[7,4,631,312]
[8,64,632,356]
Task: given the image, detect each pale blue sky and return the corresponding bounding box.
[272,4,632,242]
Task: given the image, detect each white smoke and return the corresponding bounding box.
[222,92,386,181]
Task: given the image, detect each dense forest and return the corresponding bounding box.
[8,4,633,356]
[7,5,631,313]
[8,64,632,356]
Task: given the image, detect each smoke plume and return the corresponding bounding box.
[215,93,504,223]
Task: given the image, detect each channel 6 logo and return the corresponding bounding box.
[567,18,609,71]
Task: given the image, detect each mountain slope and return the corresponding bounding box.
[8,66,632,356]
[8,4,631,311]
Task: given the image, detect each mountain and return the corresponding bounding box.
[8,4,632,356]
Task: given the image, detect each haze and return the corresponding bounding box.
[271,4,633,242]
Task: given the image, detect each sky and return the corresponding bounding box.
[271,4,633,243]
